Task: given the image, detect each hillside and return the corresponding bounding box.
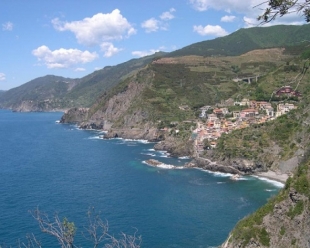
[0,75,80,111]
[222,158,310,248]
[168,24,310,57]
[0,52,165,111]
[1,25,310,112]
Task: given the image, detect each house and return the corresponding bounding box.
[233,111,240,118]
[220,108,229,115]
[265,106,275,117]
[213,108,224,118]
[275,86,301,97]
[207,114,218,122]
[214,119,221,129]
[240,108,258,118]
[276,103,296,116]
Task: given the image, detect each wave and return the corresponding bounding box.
[88,136,101,140]
[198,168,233,178]
[141,153,157,157]
[142,160,184,170]
[123,138,150,143]
[179,156,190,160]
[251,175,284,188]
[158,150,170,157]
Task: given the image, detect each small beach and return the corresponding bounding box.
[255,171,289,184]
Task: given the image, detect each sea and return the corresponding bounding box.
[0,110,283,247]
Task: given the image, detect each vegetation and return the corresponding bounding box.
[168,25,310,57]
[11,207,141,248]
[229,158,310,247]
[257,0,310,23]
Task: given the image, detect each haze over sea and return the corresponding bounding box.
[0,110,282,247]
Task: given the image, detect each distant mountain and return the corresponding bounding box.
[0,52,166,111]
[0,75,80,111]
[1,25,310,112]
[168,24,310,57]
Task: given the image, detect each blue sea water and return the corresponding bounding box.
[0,110,282,247]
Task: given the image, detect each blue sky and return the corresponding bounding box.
[0,0,306,90]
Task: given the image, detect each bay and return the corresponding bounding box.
[0,110,281,247]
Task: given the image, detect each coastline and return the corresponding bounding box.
[254,171,289,184]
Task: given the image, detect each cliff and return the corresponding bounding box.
[222,160,310,248]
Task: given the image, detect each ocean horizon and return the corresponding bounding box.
[0,110,282,247]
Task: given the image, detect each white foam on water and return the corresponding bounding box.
[178,156,190,159]
[252,175,284,188]
[142,160,184,170]
[88,136,101,140]
[147,149,155,151]
[141,153,156,157]
[202,169,233,178]
[123,138,149,143]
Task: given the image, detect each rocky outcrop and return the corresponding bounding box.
[154,137,194,157]
[186,157,244,174]
[222,162,310,248]
[60,108,89,124]
[223,189,310,248]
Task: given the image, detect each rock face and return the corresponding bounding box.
[187,157,244,175]
[60,108,89,124]
[222,163,310,248]
[154,137,194,157]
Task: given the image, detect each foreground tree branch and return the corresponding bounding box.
[27,207,141,248]
[256,0,310,24]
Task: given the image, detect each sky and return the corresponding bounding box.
[0,0,307,90]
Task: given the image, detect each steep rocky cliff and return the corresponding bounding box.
[222,159,310,248]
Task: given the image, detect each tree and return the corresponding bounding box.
[256,0,310,23]
[12,207,142,248]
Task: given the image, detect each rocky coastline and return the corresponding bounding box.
[60,107,289,183]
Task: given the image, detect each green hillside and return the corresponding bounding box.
[65,52,166,106]
[169,24,310,57]
[0,75,79,110]
[0,52,166,111]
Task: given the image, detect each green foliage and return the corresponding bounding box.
[168,25,310,57]
[257,1,310,23]
[258,228,270,246]
[280,226,285,236]
[288,201,304,219]
[62,217,76,240]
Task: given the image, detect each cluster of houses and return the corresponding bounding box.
[193,98,297,152]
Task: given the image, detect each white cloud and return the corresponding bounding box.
[189,0,305,26]
[193,25,228,36]
[2,22,13,31]
[160,8,176,20]
[0,73,6,81]
[221,15,236,22]
[141,18,160,33]
[132,49,160,57]
[52,9,136,46]
[142,8,176,33]
[100,42,122,57]
[32,45,98,69]
[189,0,263,13]
[75,68,86,72]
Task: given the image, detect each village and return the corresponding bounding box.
[192,85,300,152]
